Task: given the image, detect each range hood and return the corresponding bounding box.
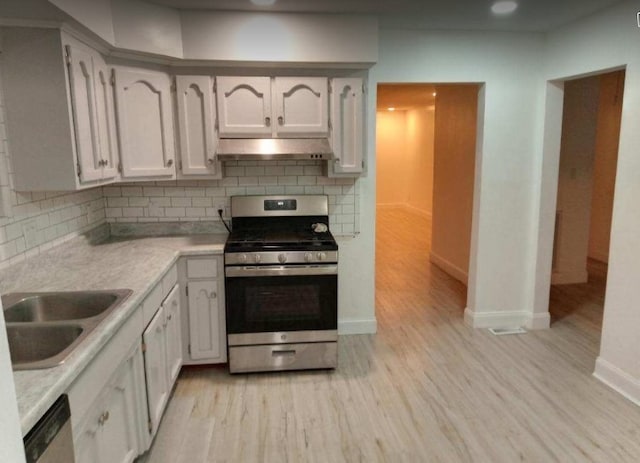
[216,138,333,161]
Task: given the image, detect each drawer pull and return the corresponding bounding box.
[272,349,296,357]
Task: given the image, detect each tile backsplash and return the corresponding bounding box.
[103,160,360,235]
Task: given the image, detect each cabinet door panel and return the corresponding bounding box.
[217,76,272,137]
[66,44,102,183]
[187,280,223,361]
[176,76,220,177]
[274,77,328,136]
[115,68,175,179]
[94,56,119,181]
[143,305,169,435]
[99,352,140,463]
[74,416,101,463]
[164,284,183,386]
[330,78,364,174]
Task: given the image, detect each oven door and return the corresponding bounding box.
[225,265,337,335]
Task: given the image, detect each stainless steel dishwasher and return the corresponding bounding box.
[23,395,75,463]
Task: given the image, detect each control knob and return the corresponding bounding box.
[304,252,313,263]
[253,254,262,263]
[316,252,327,261]
[239,254,248,263]
[278,253,287,264]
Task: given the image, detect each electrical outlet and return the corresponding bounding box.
[213,200,227,217]
[22,218,39,250]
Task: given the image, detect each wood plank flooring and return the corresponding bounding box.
[139,207,640,462]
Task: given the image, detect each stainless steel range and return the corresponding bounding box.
[224,195,338,373]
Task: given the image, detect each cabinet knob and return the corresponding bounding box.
[167,313,173,321]
[103,159,109,166]
[207,158,215,165]
[166,159,174,167]
[209,291,217,299]
[265,116,271,127]
[278,116,284,125]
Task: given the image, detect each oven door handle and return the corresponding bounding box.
[225,265,338,277]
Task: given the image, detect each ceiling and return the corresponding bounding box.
[147,0,624,31]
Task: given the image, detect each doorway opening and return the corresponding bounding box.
[549,70,624,336]
[375,83,480,324]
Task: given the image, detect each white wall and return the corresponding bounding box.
[372,29,546,329]
[180,12,378,65]
[111,0,183,58]
[588,71,622,263]
[537,0,640,404]
[431,85,478,285]
[376,110,408,207]
[405,108,434,217]
[49,0,115,44]
[375,108,434,216]
[552,76,599,285]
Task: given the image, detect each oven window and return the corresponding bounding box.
[226,274,337,333]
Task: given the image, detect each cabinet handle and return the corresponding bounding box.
[265,116,271,127]
[172,299,178,307]
[210,291,217,299]
[166,159,174,167]
[167,313,173,321]
[98,411,110,425]
[278,116,284,125]
[103,159,109,166]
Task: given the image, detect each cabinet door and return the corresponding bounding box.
[163,284,183,387]
[216,76,272,137]
[98,347,143,463]
[176,76,220,177]
[329,78,364,175]
[66,44,102,183]
[143,305,169,435]
[74,412,101,463]
[187,280,225,361]
[115,68,175,179]
[274,77,328,136]
[94,57,119,181]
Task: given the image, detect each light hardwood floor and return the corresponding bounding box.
[140,207,640,462]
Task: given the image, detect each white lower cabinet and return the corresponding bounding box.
[179,256,226,365]
[143,283,182,437]
[74,341,147,463]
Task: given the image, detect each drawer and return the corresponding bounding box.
[228,342,337,373]
[186,257,218,279]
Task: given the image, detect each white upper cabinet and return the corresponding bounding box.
[216,76,328,138]
[328,77,365,176]
[0,29,120,190]
[216,77,272,137]
[274,77,328,136]
[175,76,221,178]
[114,67,176,180]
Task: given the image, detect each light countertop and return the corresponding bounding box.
[0,232,227,435]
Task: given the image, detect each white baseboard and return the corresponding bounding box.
[430,251,468,284]
[551,269,588,285]
[338,318,377,335]
[464,307,550,330]
[594,357,640,406]
[525,311,551,330]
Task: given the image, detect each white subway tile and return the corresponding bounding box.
[165,207,186,217]
[186,207,206,217]
[192,197,213,207]
[171,197,192,207]
[121,186,143,197]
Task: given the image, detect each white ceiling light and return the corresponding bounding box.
[491,1,518,15]
[387,107,396,111]
[251,0,276,6]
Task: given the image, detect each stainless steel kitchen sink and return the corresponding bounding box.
[2,290,131,323]
[1,289,132,370]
